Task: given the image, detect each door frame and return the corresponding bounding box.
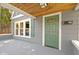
[42,12,62,50]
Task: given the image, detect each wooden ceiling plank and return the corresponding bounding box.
[10,3,77,16]
[32,4,76,16]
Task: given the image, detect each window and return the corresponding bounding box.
[15,23,19,35]
[14,18,31,38]
[25,21,29,36]
[20,22,23,35]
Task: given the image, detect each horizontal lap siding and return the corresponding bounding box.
[13,16,42,45]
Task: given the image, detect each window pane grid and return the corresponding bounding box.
[25,21,29,36]
[15,19,30,37]
[20,22,23,35]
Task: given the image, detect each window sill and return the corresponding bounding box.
[14,35,31,38]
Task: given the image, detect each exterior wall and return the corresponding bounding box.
[12,10,79,55]
[62,10,79,55]
[13,16,42,45]
[73,10,79,55]
[73,46,79,55]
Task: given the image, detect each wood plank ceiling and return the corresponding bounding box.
[11,3,77,17]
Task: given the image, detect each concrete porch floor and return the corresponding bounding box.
[0,39,64,55]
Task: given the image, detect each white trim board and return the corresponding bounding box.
[14,18,31,38]
[11,11,24,19]
[42,12,62,50]
[75,3,79,11]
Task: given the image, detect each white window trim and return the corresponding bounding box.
[42,12,62,50]
[14,18,31,38]
[11,11,24,19]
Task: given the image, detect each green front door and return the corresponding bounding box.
[45,15,59,49]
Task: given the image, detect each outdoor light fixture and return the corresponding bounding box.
[63,20,73,25]
[40,3,48,8]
